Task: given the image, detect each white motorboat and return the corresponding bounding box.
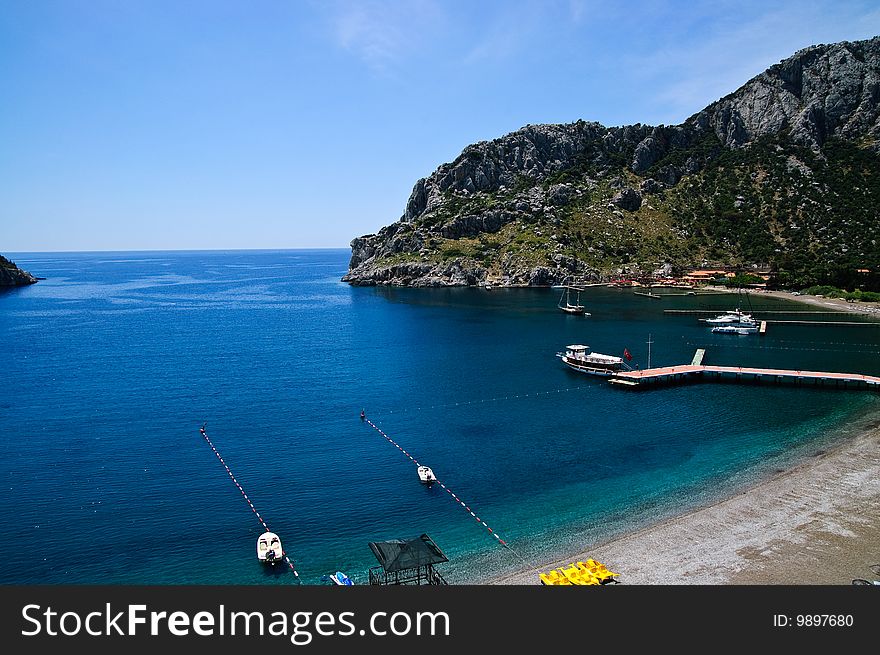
[704,308,756,325]
[711,325,758,335]
[556,344,627,376]
[257,531,283,565]
[417,465,436,484]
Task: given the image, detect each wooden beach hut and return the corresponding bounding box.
[367,533,449,585]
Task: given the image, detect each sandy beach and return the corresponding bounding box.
[492,289,880,586]
[492,416,880,586]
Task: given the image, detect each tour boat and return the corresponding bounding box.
[417,465,436,484]
[257,531,283,565]
[556,344,627,376]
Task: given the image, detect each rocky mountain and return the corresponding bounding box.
[343,36,880,289]
[0,255,38,287]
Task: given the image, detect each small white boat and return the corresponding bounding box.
[712,325,758,335]
[704,308,756,325]
[330,571,354,586]
[417,465,436,484]
[257,531,283,565]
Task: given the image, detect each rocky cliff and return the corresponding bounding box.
[343,36,880,288]
[0,255,38,287]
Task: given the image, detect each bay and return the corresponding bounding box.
[1,249,878,584]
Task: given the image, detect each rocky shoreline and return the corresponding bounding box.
[341,256,601,288]
[0,255,37,287]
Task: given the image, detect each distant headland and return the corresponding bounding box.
[344,36,880,289]
[0,254,38,286]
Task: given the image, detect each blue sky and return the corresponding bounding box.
[2,1,879,252]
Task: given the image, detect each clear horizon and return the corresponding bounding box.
[7,246,351,255]
[3,1,880,252]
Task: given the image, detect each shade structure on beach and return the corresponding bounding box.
[368,533,449,573]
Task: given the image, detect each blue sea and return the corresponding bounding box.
[1,249,878,585]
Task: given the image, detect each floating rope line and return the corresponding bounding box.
[686,340,880,355]
[362,414,509,549]
[753,339,880,347]
[199,424,300,579]
[364,414,607,576]
[370,383,597,418]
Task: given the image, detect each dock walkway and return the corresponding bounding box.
[609,351,880,390]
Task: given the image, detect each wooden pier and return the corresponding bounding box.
[663,309,879,328]
[610,350,880,391]
[664,310,865,315]
[761,319,879,327]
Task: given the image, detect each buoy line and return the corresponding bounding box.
[362,413,546,574]
[687,340,880,355]
[199,424,300,579]
[370,383,597,418]
[362,414,510,546]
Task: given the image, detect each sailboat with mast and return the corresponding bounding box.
[558,285,590,315]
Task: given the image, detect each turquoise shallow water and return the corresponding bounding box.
[1,249,878,584]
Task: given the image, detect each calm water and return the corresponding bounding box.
[1,250,878,584]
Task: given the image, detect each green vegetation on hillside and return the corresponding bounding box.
[662,135,880,290]
[801,285,880,302]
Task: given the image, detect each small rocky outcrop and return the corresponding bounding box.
[611,188,642,211]
[639,178,664,194]
[0,255,37,287]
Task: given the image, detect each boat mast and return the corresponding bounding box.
[646,333,653,369]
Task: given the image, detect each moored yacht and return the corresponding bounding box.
[712,324,758,335]
[704,308,756,325]
[558,286,590,316]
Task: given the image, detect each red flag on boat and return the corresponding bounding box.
[624,348,633,361]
